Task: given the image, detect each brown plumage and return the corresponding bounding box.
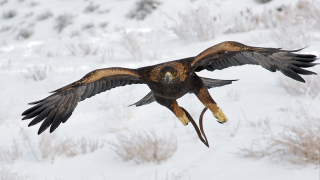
[22,41,318,143]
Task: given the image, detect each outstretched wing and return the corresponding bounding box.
[22,68,144,134]
[191,41,318,82]
[129,77,237,107]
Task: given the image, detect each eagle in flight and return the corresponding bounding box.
[22,41,318,141]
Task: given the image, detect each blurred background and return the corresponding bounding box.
[0,0,319,179]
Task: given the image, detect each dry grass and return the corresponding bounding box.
[18,28,34,39]
[1,59,11,71]
[270,122,320,164]
[0,168,30,180]
[82,23,95,30]
[2,10,17,19]
[271,17,314,49]
[120,30,144,61]
[0,128,104,164]
[163,165,197,180]
[67,43,99,56]
[258,0,320,48]
[0,25,11,32]
[0,110,8,125]
[225,8,259,34]
[127,0,161,20]
[99,22,108,29]
[225,0,320,47]
[38,133,104,163]
[0,139,22,164]
[240,110,320,165]
[109,129,177,164]
[224,119,242,137]
[258,0,320,29]
[36,11,53,21]
[170,4,221,42]
[169,0,320,42]
[278,69,320,98]
[84,2,100,13]
[294,0,320,29]
[22,63,52,81]
[0,0,8,6]
[99,48,114,63]
[227,88,241,102]
[55,13,73,33]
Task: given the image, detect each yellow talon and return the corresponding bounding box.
[178,112,189,126]
[213,107,228,123]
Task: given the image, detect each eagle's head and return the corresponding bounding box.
[160,66,177,84]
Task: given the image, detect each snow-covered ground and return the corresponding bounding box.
[0,0,320,179]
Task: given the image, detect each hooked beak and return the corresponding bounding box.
[164,72,174,83]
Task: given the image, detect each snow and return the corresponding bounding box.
[0,0,319,179]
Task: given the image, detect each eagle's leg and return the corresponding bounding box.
[195,86,228,123]
[154,95,189,126]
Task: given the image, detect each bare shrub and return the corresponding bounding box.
[24,12,33,18]
[36,11,53,21]
[224,120,241,137]
[109,129,177,164]
[256,1,319,49]
[240,113,320,165]
[82,23,94,30]
[99,49,114,63]
[120,31,144,61]
[163,166,197,180]
[84,2,100,13]
[0,110,8,125]
[258,0,320,30]
[29,1,39,7]
[38,133,104,163]
[278,69,320,98]
[272,17,314,49]
[225,8,259,33]
[113,103,134,121]
[0,0,8,6]
[1,59,11,71]
[0,128,103,164]
[0,25,11,32]
[227,88,241,102]
[127,0,161,20]
[78,43,98,55]
[55,13,73,33]
[23,63,52,81]
[0,168,30,180]
[270,122,320,164]
[67,43,99,56]
[99,22,108,29]
[257,8,280,29]
[18,28,33,39]
[0,139,23,164]
[170,4,221,42]
[19,128,40,162]
[2,10,17,19]
[295,0,320,29]
[97,9,110,14]
[246,117,271,132]
[69,30,80,37]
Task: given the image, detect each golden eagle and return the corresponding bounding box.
[22,41,318,146]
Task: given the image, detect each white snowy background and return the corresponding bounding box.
[0,0,320,179]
